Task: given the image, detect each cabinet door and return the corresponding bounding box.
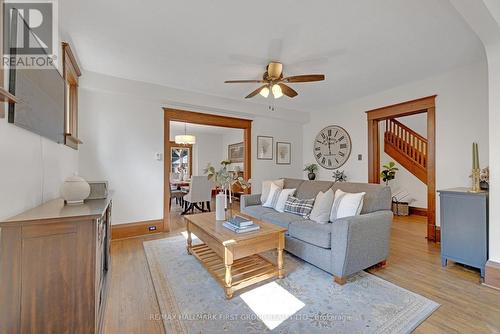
[21,222,78,333]
[441,194,487,266]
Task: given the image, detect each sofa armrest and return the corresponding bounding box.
[331,210,393,278]
[240,194,262,210]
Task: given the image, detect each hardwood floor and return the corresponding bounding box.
[104,205,500,333]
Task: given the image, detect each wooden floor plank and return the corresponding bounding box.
[103,203,500,334]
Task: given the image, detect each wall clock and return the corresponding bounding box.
[313,125,352,169]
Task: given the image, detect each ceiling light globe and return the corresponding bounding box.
[260,86,270,98]
[272,84,283,99]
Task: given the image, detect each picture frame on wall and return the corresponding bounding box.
[257,136,273,160]
[276,142,291,165]
[228,142,244,163]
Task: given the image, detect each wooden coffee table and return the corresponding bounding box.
[184,212,287,299]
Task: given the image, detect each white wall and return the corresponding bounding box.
[380,114,427,208]
[0,26,79,220]
[0,116,78,220]
[303,61,489,225]
[449,0,500,263]
[78,72,304,224]
[251,117,303,194]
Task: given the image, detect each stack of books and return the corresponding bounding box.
[223,215,260,233]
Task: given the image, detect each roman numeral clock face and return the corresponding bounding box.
[313,126,352,169]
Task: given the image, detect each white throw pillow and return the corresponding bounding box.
[309,189,334,224]
[330,189,366,221]
[262,182,282,208]
[274,188,297,213]
[261,179,284,203]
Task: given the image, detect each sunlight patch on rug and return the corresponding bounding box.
[240,282,305,330]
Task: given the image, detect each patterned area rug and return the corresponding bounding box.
[144,235,439,334]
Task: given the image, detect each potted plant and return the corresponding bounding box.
[380,161,398,186]
[304,163,319,180]
[204,160,251,219]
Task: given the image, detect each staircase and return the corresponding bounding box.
[384,118,427,184]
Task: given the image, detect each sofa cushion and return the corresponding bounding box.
[331,182,391,214]
[295,180,334,200]
[261,211,304,229]
[283,178,304,191]
[288,220,332,249]
[241,205,276,219]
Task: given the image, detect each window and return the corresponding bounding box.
[62,42,82,149]
[170,143,192,178]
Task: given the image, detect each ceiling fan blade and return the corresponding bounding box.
[282,74,325,83]
[245,85,267,99]
[278,83,298,98]
[224,80,266,83]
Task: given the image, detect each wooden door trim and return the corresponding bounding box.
[366,96,438,241]
[163,108,252,232]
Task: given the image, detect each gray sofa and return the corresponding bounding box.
[240,178,393,284]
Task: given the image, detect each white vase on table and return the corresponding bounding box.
[215,192,225,220]
[61,175,90,205]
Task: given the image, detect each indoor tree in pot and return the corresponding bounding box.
[304,163,319,180]
[380,161,398,185]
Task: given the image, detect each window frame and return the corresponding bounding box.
[62,42,82,149]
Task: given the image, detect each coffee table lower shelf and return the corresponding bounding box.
[190,243,278,298]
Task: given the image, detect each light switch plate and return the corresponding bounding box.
[155,152,163,161]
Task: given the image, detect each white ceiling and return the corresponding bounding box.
[60,0,484,112]
[170,121,243,137]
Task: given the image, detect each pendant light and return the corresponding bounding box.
[175,123,196,145]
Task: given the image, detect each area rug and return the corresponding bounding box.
[144,235,439,334]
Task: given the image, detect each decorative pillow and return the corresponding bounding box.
[274,188,297,213]
[309,189,334,224]
[261,179,284,203]
[262,182,282,208]
[330,189,366,221]
[284,196,315,217]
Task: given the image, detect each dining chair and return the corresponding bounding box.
[181,176,213,215]
[169,184,184,209]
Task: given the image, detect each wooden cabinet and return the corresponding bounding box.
[0,198,112,333]
[438,188,488,277]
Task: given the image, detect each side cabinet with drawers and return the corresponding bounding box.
[0,198,112,333]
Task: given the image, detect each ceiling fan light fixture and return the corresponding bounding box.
[272,84,283,99]
[260,86,270,98]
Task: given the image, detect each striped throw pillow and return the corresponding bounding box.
[284,196,315,217]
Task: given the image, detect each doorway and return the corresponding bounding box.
[366,96,437,241]
[163,108,252,232]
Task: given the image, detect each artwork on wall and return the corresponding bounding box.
[257,136,273,160]
[228,142,244,163]
[276,142,291,165]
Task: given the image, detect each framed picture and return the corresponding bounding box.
[276,142,291,165]
[257,136,273,160]
[228,142,244,163]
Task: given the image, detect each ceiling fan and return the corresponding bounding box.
[224,62,325,99]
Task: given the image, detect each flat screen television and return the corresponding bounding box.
[7,9,65,144]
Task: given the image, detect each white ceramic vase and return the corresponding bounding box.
[61,175,90,205]
[215,192,225,220]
